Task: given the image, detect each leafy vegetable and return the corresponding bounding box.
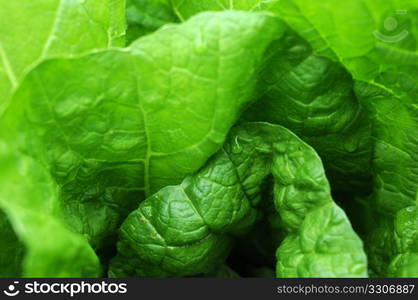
[110,123,367,277]
[0,0,125,114]
[274,0,418,277]
[0,142,99,277]
[354,82,418,276]
[273,0,418,277]
[243,30,373,193]
[0,11,281,251]
[0,0,416,278]
[269,0,417,277]
[388,204,418,277]
[170,0,418,277]
[172,2,374,194]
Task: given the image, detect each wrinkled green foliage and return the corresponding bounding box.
[170,0,418,278]
[0,0,416,278]
[268,0,417,277]
[125,0,178,44]
[388,205,418,277]
[0,142,99,277]
[110,123,367,277]
[1,11,280,250]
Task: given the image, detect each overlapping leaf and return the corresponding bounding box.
[0,142,99,277]
[110,123,367,277]
[0,11,282,249]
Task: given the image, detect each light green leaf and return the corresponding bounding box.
[0,142,99,277]
[171,0,374,194]
[272,0,418,81]
[0,0,126,114]
[0,11,282,249]
[125,0,178,44]
[110,122,367,277]
[355,83,418,214]
[271,0,418,278]
[388,204,418,277]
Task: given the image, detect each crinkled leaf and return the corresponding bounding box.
[0,11,281,249]
[272,0,418,81]
[110,123,367,277]
[244,30,372,193]
[171,0,271,20]
[388,204,418,277]
[0,142,99,277]
[275,0,417,278]
[125,0,178,44]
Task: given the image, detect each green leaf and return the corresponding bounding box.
[0,142,99,277]
[388,204,418,277]
[244,30,372,193]
[0,11,282,250]
[110,122,367,277]
[270,0,418,278]
[171,0,271,20]
[125,0,178,44]
[0,0,126,114]
[272,0,418,81]
[354,81,418,277]
[171,0,374,194]
[355,83,418,214]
